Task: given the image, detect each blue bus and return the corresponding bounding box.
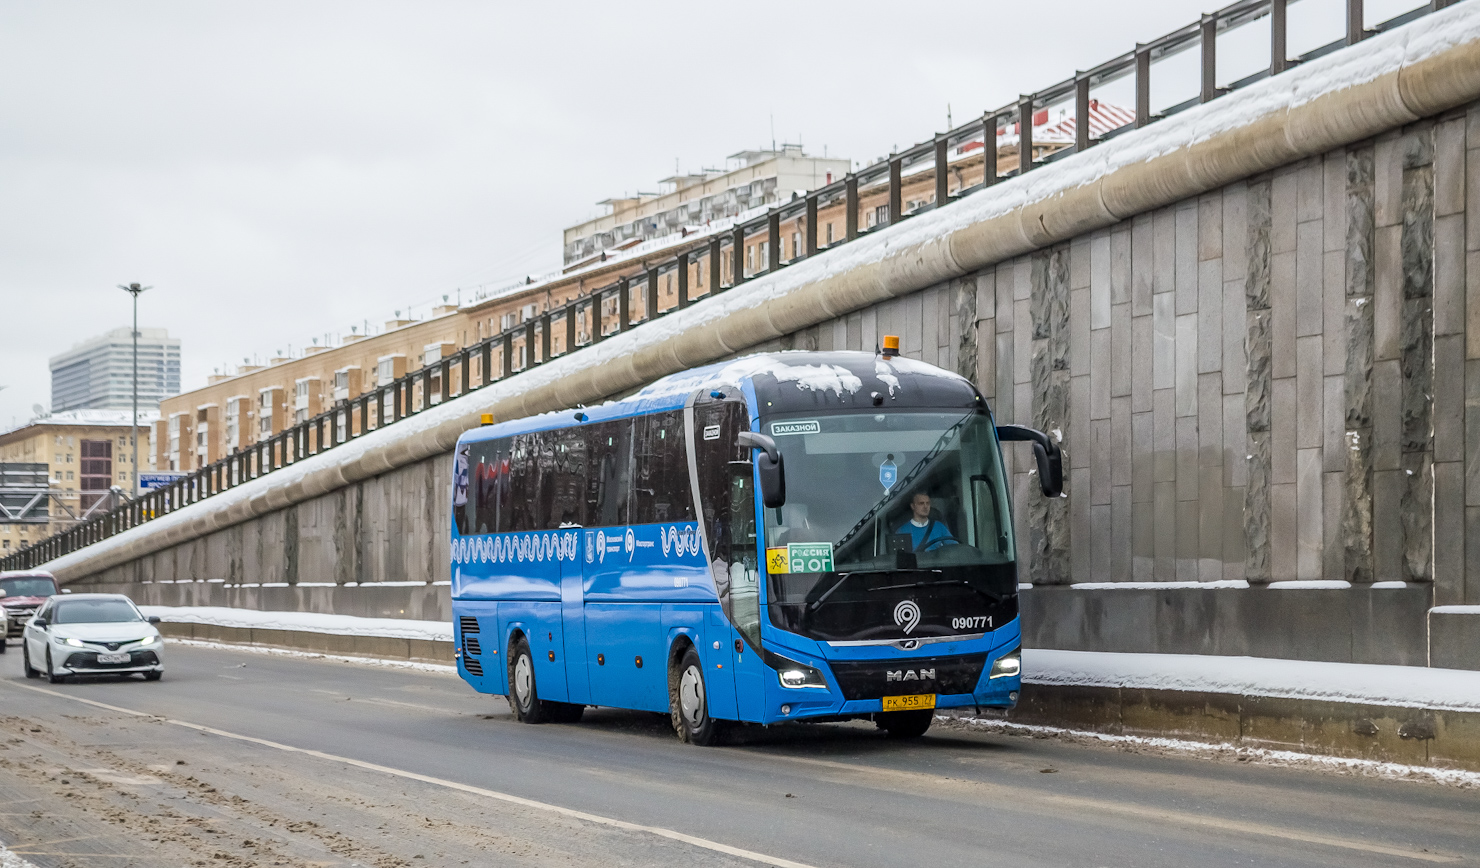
[449,346,1062,743]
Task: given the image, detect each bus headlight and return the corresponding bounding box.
[772,655,828,689]
[989,648,1021,679]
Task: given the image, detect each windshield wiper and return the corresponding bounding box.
[807,568,936,611]
[873,579,1006,604]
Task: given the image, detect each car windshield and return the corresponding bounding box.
[51,599,142,624]
[761,409,1014,571]
[0,577,57,597]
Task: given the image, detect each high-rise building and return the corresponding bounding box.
[49,327,181,413]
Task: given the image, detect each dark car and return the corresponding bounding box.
[1,571,60,649]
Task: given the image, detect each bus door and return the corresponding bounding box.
[691,397,761,722]
[560,553,590,705]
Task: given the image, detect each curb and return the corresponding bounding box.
[1004,684,1480,774]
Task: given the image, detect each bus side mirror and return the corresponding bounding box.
[996,424,1064,497]
[737,431,786,509]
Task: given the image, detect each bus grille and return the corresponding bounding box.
[464,657,483,676]
[464,636,482,657]
[459,616,480,634]
[826,653,989,701]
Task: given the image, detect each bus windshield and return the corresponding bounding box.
[761,409,1017,641]
[763,409,1014,567]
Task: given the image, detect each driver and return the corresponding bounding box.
[897,492,956,551]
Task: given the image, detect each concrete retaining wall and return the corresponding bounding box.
[50,6,1480,670]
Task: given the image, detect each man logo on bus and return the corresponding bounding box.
[894,599,921,635]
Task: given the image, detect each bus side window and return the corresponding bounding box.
[471,439,508,535]
[632,411,695,525]
[551,429,587,528]
[587,420,631,527]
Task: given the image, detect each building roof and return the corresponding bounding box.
[0,409,159,440]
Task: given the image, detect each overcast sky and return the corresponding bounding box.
[0,0,1421,428]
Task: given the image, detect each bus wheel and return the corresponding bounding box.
[507,636,550,724]
[876,710,934,739]
[669,646,722,745]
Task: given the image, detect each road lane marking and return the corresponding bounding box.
[749,753,1462,863]
[2,681,819,868]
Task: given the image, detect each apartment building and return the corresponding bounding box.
[0,410,155,554]
[562,146,852,267]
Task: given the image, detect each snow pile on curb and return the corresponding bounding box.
[0,839,38,868]
[140,606,451,643]
[1025,649,1480,714]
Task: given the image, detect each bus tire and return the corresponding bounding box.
[506,635,551,724]
[876,709,933,738]
[669,646,722,746]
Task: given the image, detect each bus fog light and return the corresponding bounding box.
[781,705,791,715]
[989,648,1021,679]
[1009,691,1019,702]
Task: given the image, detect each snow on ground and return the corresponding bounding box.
[140,606,451,643]
[945,717,1480,789]
[0,840,38,868]
[1026,649,1480,713]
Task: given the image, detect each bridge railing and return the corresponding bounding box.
[0,0,1453,573]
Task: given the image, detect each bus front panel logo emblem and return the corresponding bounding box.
[625,528,635,560]
[585,531,595,563]
[894,599,921,635]
[596,531,607,563]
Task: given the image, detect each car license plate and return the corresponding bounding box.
[882,694,936,712]
[97,653,130,664]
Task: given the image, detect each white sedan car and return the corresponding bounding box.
[22,593,164,683]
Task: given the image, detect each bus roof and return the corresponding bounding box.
[458,350,983,445]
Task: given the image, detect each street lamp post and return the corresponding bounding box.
[118,283,151,498]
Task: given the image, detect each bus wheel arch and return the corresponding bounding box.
[667,640,723,746]
[505,630,583,725]
[506,632,550,724]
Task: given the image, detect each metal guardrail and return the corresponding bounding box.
[0,0,1454,573]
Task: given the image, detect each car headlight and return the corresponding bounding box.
[770,654,828,689]
[989,648,1021,679]
[62,637,86,647]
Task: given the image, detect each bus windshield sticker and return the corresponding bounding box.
[703,424,721,440]
[766,547,790,574]
[788,543,835,574]
[771,420,820,436]
[879,454,898,492]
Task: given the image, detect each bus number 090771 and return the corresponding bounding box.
[951,616,992,631]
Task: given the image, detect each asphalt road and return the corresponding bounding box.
[1,641,1477,868]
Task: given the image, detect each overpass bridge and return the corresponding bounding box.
[13,0,1480,671]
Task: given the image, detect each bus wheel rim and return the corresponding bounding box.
[679,665,704,726]
[514,654,532,705]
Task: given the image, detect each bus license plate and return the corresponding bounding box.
[97,653,129,664]
[882,694,936,712]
